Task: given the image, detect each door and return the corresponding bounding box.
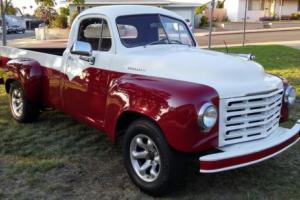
[62,16,113,127]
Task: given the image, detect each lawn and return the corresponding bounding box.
[0,45,299,199]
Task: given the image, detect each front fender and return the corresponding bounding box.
[5,58,43,103]
[105,73,219,152]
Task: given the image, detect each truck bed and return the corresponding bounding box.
[0,46,64,70]
[21,48,66,56]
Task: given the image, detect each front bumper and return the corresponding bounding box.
[199,120,300,173]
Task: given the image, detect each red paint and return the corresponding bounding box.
[5,58,43,103]
[1,56,219,152]
[200,133,300,171]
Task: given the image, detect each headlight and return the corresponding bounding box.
[198,102,218,131]
[284,85,296,105]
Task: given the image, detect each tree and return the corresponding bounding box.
[34,6,57,25]
[216,0,226,9]
[195,4,207,15]
[34,0,57,25]
[72,0,85,13]
[0,0,17,15]
[59,7,69,16]
[35,0,55,7]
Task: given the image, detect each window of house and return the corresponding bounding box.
[77,18,111,51]
[248,0,265,10]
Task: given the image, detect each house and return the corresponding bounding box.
[224,0,300,21]
[68,0,202,28]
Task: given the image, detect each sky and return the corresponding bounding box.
[11,0,68,15]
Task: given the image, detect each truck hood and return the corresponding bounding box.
[115,45,283,99]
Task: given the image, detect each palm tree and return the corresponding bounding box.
[69,0,85,13]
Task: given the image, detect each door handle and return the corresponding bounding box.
[79,56,95,65]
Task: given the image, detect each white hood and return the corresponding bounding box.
[113,45,283,99]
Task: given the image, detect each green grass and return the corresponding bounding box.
[0,45,299,199]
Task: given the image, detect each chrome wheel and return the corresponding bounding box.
[11,88,23,117]
[130,134,161,182]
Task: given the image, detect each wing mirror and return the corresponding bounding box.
[71,41,95,64]
[71,41,92,56]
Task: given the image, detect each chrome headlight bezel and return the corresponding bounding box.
[284,85,296,105]
[198,102,218,131]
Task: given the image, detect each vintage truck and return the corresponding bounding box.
[0,5,299,196]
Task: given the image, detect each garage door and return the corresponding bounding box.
[167,8,192,22]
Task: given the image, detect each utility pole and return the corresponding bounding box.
[208,0,215,49]
[242,0,248,46]
[0,0,7,46]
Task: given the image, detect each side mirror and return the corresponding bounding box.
[71,41,92,56]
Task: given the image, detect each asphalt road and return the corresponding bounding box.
[197,29,300,47]
[0,30,35,40]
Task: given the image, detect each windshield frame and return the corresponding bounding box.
[115,14,196,48]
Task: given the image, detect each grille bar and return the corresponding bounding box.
[219,88,283,146]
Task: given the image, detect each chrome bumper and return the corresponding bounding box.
[199,120,300,173]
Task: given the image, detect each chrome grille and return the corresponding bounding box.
[219,89,284,146]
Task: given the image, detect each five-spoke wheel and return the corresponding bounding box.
[9,81,39,123]
[130,134,161,182]
[124,119,186,196]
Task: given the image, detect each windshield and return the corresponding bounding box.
[116,14,196,48]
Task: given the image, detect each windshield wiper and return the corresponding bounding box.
[169,39,190,46]
[144,38,168,47]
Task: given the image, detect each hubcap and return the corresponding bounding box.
[130,134,161,182]
[11,88,23,117]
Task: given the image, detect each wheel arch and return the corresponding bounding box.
[115,110,162,139]
[5,58,43,103]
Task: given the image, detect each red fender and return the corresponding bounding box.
[5,58,43,104]
[105,73,219,152]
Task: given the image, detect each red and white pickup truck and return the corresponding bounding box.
[0,5,299,196]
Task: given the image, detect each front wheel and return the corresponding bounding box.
[123,119,186,196]
[9,81,39,123]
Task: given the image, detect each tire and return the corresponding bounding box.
[9,81,39,123]
[123,119,186,196]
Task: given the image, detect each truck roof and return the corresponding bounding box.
[78,5,183,21]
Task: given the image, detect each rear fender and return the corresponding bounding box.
[5,58,43,103]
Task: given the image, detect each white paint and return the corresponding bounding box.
[200,121,300,173]
[1,5,283,100]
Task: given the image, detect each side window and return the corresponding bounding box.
[77,18,112,51]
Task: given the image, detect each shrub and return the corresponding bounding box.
[51,15,68,28]
[281,15,291,20]
[59,7,69,16]
[290,13,300,20]
[200,15,209,27]
[259,16,278,21]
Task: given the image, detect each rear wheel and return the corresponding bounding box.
[9,81,39,123]
[123,119,186,196]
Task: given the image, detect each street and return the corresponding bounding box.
[197,29,300,47]
[0,30,35,40]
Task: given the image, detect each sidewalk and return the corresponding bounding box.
[194,26,300,37]
[200,40,300,49]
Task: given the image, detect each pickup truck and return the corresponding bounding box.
[0,5,299,196]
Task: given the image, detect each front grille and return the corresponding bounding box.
[219,89,284,146]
